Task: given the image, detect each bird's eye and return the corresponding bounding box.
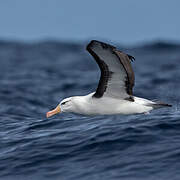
[61,102,66,105]
[61,100,69,105]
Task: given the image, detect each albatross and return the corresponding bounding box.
[46,40,171,117]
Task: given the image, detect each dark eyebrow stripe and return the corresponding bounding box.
[61,100,70,105]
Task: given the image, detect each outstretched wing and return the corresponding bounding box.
[86,40,135,101]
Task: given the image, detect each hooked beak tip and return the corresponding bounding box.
[46,105,61,118]
[46,111,52,118]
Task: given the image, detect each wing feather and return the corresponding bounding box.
[86,40,135,100]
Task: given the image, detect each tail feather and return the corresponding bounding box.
[134,97,172,109]
[148,101,172,109]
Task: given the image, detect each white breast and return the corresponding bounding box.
[71,93,153,115]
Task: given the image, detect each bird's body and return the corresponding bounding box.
[46,40,171,118]
[67,93,154,115]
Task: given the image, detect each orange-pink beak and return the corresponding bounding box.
[46,105,61,118]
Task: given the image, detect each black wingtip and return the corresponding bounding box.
[86,40,100,51]
[127,54,135,62]
[86,40,94,51]
[86,40,116,51]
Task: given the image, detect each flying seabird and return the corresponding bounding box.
[46,40,171,117]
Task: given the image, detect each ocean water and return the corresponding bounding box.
[0,40,180,180]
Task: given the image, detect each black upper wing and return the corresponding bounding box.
[86,40,135,100]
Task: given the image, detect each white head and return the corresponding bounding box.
[46,97,74,118]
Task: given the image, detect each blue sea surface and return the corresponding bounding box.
[0,40,180,180]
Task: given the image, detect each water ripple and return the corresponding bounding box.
[0,41,179,180]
